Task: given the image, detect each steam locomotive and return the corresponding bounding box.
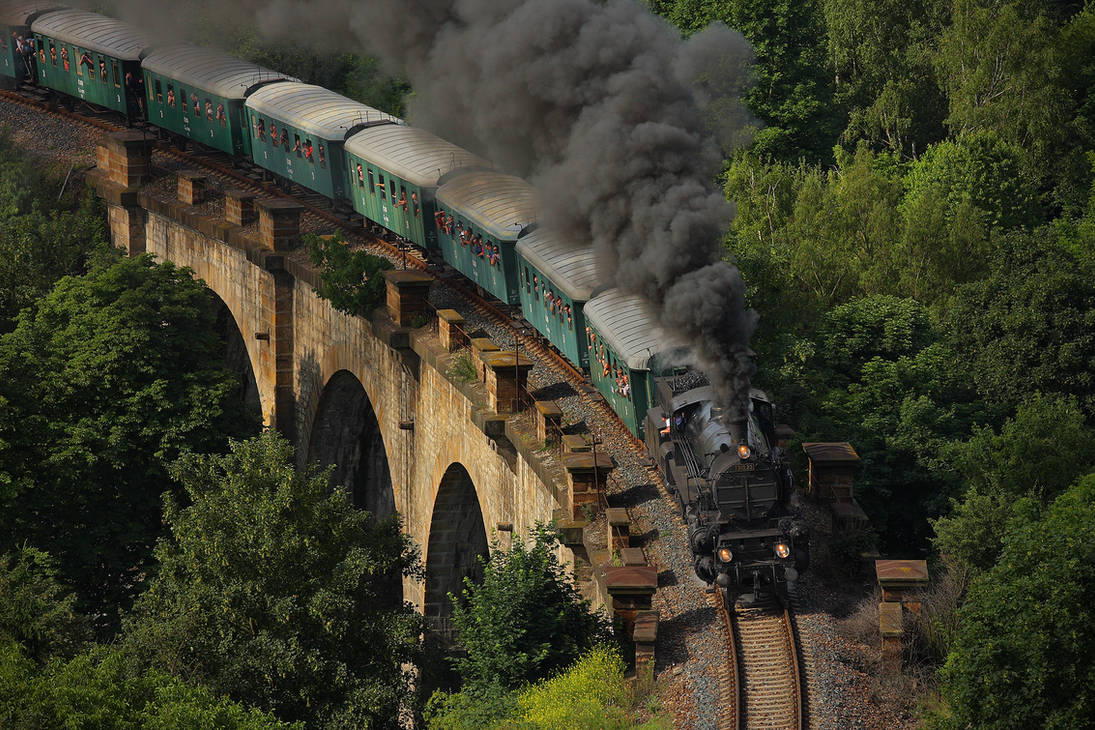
[644,369,807,600]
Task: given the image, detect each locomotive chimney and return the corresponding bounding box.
[727,416,747,446]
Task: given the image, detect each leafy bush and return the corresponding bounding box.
[307,232,393,317]
[448,524,613,692]
[447,352,477,383]
[0,547,89,663]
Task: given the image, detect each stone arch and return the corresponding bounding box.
[424,462,490,634]
[209,289,261,422]
[307,369,396,518]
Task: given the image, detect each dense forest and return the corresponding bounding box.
[645,1,1095,725]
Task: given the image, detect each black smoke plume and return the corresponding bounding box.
[96,0,760,414]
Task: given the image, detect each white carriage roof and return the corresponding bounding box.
[515,228,604,302]
[245,82,398,141]
[345,124,489,189]
[141,44,296,100]
[32,9,151,61]
[0,2,60,27]
[583,288,664,371]
[436,170,536,241]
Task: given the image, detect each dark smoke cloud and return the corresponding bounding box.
[93,0,760,414]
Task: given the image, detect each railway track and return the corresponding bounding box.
[711,588,805,730]
[2,85,805,724]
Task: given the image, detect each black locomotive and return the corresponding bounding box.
[644,369,807,601]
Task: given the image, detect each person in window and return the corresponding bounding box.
[39,46,46,65]
[99,58,106,81]
[191,93,199,116]
[444,214,454,235]
[79,51,93,76]
[205,100,214,121]
[60,46,69,72]
[49,44,55,65]
[396,190,408,211]
[304,139,313,162]
[280,129,289,150]
[357,163,365,186]
[411,191,420,217]
[318,144,326,168]
[255,118,265,140]
[292,134,302,157]
[216,103,226,127]
[166,88,175,107]
[268,121,277,143]
[434,209,445,230]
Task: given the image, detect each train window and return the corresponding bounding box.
[190,93,199,116]
[48,42,55,66]
[112,61,120,87]
[523,266,530,291]
[268,121,277,144]
[399,185,407,211]
[304,139,313,163]
[254,117,265,140]
[318,144,326,168]
[377,174,387,200]
[154,79,162,103]
[293,134,302,157]
[166,84,175,107]
[388,178,396,198]
[356,163,364,187]
[280,128,289,151]
[367,170,375,194]
[204,99,213,121]
[99,57,107,84]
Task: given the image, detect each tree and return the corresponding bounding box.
[0,641,297,730]
[933,474,1095,729]
[307,232,394,317]
[447,525,612,692]
[122,432,424,728]
[0,546,89,663]
[0,130,115,332]
[0,254,258,631]
[940,229,1095,418]
[932,393,1095,571]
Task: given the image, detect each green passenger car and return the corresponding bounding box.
[0,3,58,84]
[142,45,294,157]
[32,9,150,118]
[515,229,604,367]
[435,171,536,305]
[245,83,397,200]
[583,289,664,438]
[344,124,488,250]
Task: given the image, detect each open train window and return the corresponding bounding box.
[367,170,375,194]
[99,57,107,84]
[48,42,55,66]
[154,79,162,103]
[112,61,120,87]
[377,174,387,201]
[388,178,396,198]
[166,84,175,107]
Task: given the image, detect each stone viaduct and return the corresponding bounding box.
[86,131,609,627]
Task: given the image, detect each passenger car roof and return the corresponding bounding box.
[583,288,664,370]
[436,170,536,241]
[0,2,62,27]
[515,228,603,302]
[345,124,489,189]
[32,9,151,61]
[141,44,296,100]
[245,82,397,141]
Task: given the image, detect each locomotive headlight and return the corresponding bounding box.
[775,542,791,559]
[737,444,751,460]
[718,547,733,563]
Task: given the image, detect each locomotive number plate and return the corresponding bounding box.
[732,463,756,472]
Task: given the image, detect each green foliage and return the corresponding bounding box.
[932,393,1095,571]
[0,129,114,332]
[448,524,613,692]
[122,432,424,728]
[940,230,1095,417]
[426,646,669,730]
[932,474,1095,729]
[307,232,394,317]
[0,254,258,631]
[448,352,477,384]
[0,641,297,729]
[0,547,89,663]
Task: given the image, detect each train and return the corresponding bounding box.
[0,3,807,600]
